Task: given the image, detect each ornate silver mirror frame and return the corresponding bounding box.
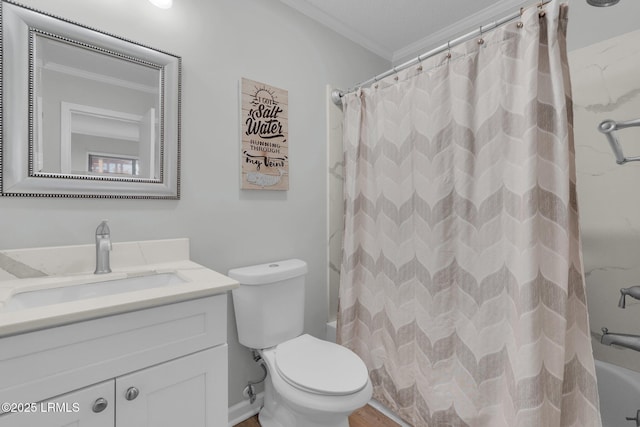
[1,0,181,198]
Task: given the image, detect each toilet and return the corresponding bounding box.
[228,259,372,427]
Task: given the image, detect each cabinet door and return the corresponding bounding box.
[116,345,227,427]
[0,380,114,427]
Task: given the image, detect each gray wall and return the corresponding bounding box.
[565,0,640,52]
[1,0,388,407]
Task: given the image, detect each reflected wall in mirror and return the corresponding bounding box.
[1,0,181,198]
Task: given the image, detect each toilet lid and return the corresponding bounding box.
[275,334,369,396]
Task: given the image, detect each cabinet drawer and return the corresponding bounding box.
[0,294,226,407]
[0,380,114,426]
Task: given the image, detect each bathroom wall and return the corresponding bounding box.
[564,0,640,53]
[0,0,389,407]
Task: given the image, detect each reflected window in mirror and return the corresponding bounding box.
[88,154,139,177]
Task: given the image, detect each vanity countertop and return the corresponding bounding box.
[0,238,238,337]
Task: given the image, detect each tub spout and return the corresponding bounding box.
[601,327,640,352]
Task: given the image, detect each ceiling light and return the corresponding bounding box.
[148,0,172,9]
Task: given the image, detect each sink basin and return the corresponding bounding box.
[2,273,186,312]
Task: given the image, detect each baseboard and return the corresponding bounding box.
[228,392,264,427]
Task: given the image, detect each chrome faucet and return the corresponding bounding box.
[619,286,640,308]
[601,327,640,352]
[94,220,112,274]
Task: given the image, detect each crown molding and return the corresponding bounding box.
[44,62,158,94]
[278,0,393,60]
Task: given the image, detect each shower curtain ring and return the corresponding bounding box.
[445,41,452,59]
[538,1,546,17]
[393,67,399,81]
[478,25,485,45]
[517,7,524,28]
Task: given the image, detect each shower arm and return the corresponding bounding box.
[598,118,640,164]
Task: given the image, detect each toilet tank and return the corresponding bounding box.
[228,259,307,349]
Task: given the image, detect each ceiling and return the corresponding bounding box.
[279,0,535,64]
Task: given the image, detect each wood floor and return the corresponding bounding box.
[233,404,400,427]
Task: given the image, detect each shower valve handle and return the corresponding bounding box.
[619,286,640,309]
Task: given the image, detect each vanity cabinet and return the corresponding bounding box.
[115,346,225,426]
[0,294,228,427]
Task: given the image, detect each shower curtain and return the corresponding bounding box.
[337,3,601,426]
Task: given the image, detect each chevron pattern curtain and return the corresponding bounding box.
[337,3,601,426]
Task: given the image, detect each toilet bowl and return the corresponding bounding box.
[228,259,372,427]
[258,334,372,427]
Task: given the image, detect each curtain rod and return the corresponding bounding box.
[331,0,552,105]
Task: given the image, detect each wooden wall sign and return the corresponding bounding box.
[240,78,289,190]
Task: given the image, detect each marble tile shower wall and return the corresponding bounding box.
[571,29,640,372]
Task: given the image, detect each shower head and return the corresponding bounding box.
[586,0,620,6]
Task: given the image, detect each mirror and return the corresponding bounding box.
[1,0,181,198]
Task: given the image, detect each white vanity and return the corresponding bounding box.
[0,238,237,427]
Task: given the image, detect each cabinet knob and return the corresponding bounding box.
[125,386,139,401]
[92,398,108,413]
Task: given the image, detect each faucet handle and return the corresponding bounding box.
[619,286,640,309]
[96,220,110,236]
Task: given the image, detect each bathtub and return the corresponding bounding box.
[596,359,640,426]
[328,322,632,426]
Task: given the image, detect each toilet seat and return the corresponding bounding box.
[274,334,369,396]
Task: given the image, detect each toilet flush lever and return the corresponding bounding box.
[619,286,640,308]
[94,220,112,275]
